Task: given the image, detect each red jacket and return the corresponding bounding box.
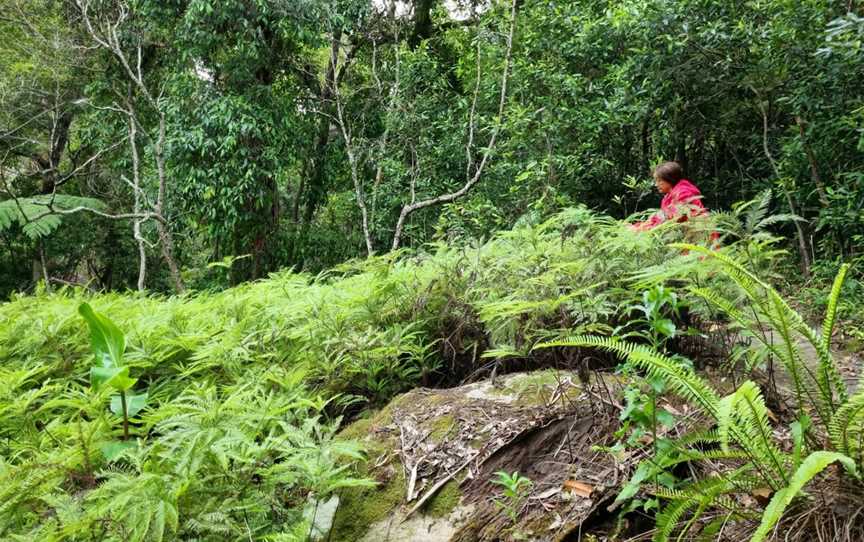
[633,179,710,231]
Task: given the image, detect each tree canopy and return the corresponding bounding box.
[1,0,863,294]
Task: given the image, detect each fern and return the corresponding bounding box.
[538,336,721,415]
[816,263,851,405]
[654,498,698,542]
[829,390,864,468]
[85,470,180,542]
[716,381,790,484]
[652,471,761,542]
[675,243,845,429]
[0,195,105,240]
[750,452,858,542]
[537,335,798,492]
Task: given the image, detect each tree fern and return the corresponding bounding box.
[0,195,105,240]
[750,452,858,542]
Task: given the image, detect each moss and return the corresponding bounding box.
[428,414,456,441]
[339,415,375,442]
[504,370,560,406]
[331,394,414,540]
[422,479,462,518]
[338,391,410,443]
[330,465,406,541]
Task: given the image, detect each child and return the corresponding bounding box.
[631,161,713,235]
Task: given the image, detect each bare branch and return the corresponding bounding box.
[331,34,375,256]
[391,0,519,251]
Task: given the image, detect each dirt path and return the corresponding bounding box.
[756,329,860,393]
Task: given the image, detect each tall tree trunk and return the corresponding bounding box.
[153,114,185,293]
[795,116,829,208]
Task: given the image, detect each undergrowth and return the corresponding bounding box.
[3,201,842,541]
[543,244,864,542]
[0,207,685,540]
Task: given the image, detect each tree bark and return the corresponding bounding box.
[409,0,436,49]
[152,114,185,292]
[126,105,147,291]
[331,38,374,256]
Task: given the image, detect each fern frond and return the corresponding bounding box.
[819,263,850,396]
[536,335,721,415]
[653,475,742,542]
[654,498,697,542]
[829,390,864,468]
[750,452,858,542]
[0,196,106,240]
[676,244,841,428]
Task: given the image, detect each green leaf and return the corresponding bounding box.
[654,318,676,338]
[790,414,811,469]
[90,366,136,392]
[78,303,126,368]
[657,409,677,428]
[750,452,857,542]
[99,440,136,461]
[110,392,149,417]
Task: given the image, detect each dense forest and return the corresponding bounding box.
[2,1,864,541]
[2,0,863,292]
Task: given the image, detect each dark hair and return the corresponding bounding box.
[653,161,684,185]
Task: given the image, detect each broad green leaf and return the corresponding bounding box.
[99,440,136,461]
[90,366,136,392]
[110,392,148,417]
[79,303,126,368]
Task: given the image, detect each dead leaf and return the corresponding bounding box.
[752,487,773,505]
[659,402,682,416]
[563,479,593,498]
[531,487,560,500]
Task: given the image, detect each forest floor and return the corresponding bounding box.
[331,329,863,542]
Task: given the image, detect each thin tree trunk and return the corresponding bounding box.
[757,99,812,279]
[127,106,147,291]
[391,0,519,251]
[152,114,185,292]
[38,240,51,291]
[331,39,374,256]
[795,116,829,208]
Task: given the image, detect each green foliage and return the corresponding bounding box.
[543,249,864,540]
[491,470,532,524]
[678,244,849,429]
[4,0,863,292]
[0,209,684,539]
[752,452,858,542]
[0,196,105,240]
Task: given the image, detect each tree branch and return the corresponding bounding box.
[391,0,519,251]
